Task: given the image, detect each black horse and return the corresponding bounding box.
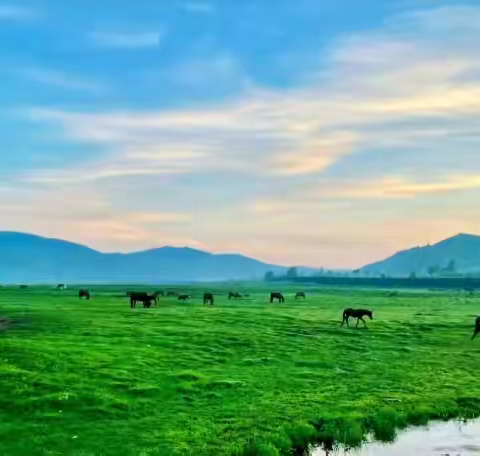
[178,294,190,302]
[270,292,285,303]
[203,293,214,305]
[472,316,480,340]
[79,289,90,300]
[128,292,155,309]
[341,308,373,328]
[295,292,306,300]
[228,292,242,300]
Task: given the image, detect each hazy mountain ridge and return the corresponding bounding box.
[361,233,480,276]
[0,232,309,284]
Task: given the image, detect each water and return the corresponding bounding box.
[313,419,480,455]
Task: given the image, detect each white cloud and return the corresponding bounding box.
[0,5,37,21]
[89,31,162,49]
[181,2,216,14]
[17,67,104,92]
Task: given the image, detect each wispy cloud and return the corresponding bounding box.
[0,5,38,21]
[17,67,104,92]
[89,31,162,49]
[181,2,216,14]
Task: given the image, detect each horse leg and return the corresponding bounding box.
[472,328,480,340]
[356,318,360,328]
[361,317,367,328]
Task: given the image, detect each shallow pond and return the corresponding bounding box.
[313,419,480,455]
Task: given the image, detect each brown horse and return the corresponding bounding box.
[341,308,373,328]
[203,293,214,305]
[79,289,90,300]
[270,292,285,303]
[295,292,306,299]
[472,316,480,340]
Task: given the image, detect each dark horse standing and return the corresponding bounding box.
[341,308,373,328]
[203,293,214,305]
[472,316,480,340]
[295,292,306,300]
[79,289,90,300]
[270,292,285,303]
[128,292,155,309]
[228,292,242,300]
[178,294,190,302]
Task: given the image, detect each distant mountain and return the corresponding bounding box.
[361,233,480,276]
[0,231,312,284]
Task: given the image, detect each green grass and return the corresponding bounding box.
[0,285,479,455]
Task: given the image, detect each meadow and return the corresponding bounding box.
[0,285,479,456]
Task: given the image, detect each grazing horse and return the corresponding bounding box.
[270,292,285,303]
[178,294,190,302]
[79,289,90,300]
[128,292,154,309]
[203,293,214,305]
[341,308,373,328]
[295,292,306,300]
[472,316,480,340]
[228,292,242,300]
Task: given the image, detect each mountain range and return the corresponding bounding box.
[361,233,480,276]
[0,231,311,284]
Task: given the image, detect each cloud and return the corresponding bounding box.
[0,5,37,21]
[329,174,480,200]
[89,31,162,49]
[181,2,216,14]
[16,68,104,92]
[23,4,480,185]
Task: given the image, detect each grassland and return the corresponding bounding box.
[1,285,480,456]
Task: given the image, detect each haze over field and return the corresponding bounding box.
[1,0,479,268]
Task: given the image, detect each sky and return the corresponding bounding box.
[0,0,479,268]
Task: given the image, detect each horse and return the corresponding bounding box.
[270,292,285,303]
[203,293,214,305]
[56,284,67,290]
[128,292,155,309]
[341,308,373,328]
[472,316,480,340]
[79,290,90,300]
[295,292,306,300]
[178,294,190,302]
[228,292,242,300]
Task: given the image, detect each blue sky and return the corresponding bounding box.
[1,0,479,267]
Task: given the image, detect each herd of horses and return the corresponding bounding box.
[13,284,480,337]
[75,288,376,329]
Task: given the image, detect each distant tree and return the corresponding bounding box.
[264,271,274,282]
[286,267,298,279]
[428,265,440,276]
[353,269,360,274]
[409,271,417,279]
[446,259,457,272]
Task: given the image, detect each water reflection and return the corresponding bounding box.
[313,419,480,455]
